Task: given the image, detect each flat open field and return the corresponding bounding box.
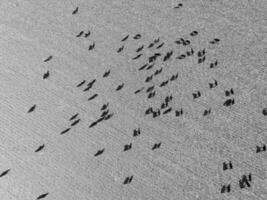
[0,0,266,199]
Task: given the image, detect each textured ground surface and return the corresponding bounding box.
[0,0,266,200]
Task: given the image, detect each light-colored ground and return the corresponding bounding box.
[0,0,266,199]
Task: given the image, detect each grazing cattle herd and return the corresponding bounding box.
[0,0,266,200]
